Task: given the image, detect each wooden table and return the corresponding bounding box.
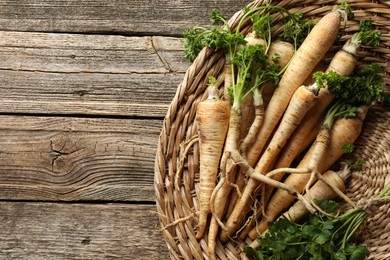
[0,1,250,259]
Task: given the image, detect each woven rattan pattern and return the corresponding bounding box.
[155,0,390,259]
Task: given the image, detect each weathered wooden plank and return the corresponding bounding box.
[0,0,250,35]
[0,32,191,117]
[0,202,169,259]
[0,32,189,73]
[0,115,162,202]
[0,70,182,117]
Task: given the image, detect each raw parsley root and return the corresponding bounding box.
[247,106,369,242]
[293,61,384,198]
[221,9,346,242]
[237,82,320,239]
[245,8,345,169]
[272,22,382,183]
[206,12,286,256]
[195,78,230,240]
[282,169,347,223]
[208,37,287,259]
[199,7,296,254]
[220,39,295,234]
[207,44,266,253]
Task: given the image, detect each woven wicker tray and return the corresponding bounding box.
[154,0,390,259]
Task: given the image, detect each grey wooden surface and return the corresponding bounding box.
[0,0,250,259]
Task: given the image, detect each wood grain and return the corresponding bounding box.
[0,202,169,259]
[0,32,191,117]
[0,0,250,35]
[0,115,161,202]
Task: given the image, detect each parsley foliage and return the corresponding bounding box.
[356,19,381,47]
[280,12,316,49]
[313,64,384,107]
[244,200,369,260]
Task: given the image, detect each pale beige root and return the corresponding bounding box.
[195,88,230,240]
[239,34,294,139]
[240,89,264,157]
[283,170,346,222]
[314,170,356,208]
[246,9,343,168]
[239,92,256,143]
[276,38,359,179]
[260,122,321,210]
[220,83,318,242]
[247,169,347,247]
[237,167,310,241]
[223,58,233,103]
[304,125,331,195]
[260,43,359,208]
[218,109,241,179]
[247,106,369,240]
[213,36,294,238]
[224,94,264,221]
[224,40,294,220]
[208,108,241,254]
[315,105,369,172]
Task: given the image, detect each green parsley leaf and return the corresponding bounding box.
[337,2,355,19]
[342,143,355,153]
[245,200,371,260]
[354,19,382,47]
[210,8,226,25]
[313,64,384,106]
[280,12,316,49]
[252,12,273,40]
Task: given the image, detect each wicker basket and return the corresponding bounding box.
[154,0,390,259]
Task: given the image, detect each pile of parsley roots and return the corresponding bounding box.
[172,2,389,259]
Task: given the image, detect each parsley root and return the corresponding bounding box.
[245,9,345,168]
[277,22,381,174]
[195,84,230,240]
[247,107,369,240]
[283,170,347,222]
[221,83,319,241]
